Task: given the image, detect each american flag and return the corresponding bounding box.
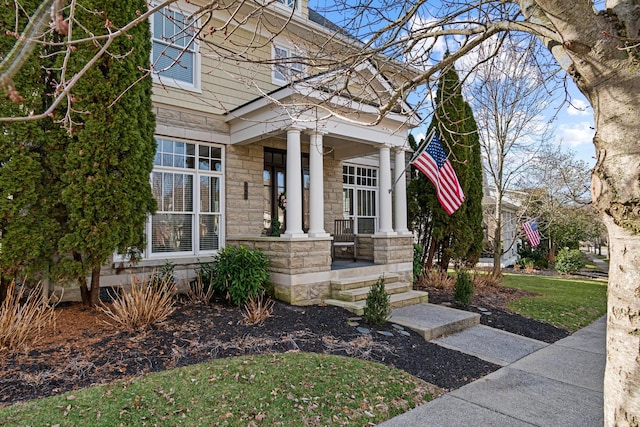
[523,219,540,247]
[411,132,465,215]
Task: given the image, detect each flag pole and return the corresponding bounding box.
[392,128,437,188]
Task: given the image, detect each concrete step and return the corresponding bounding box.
[325,290,429,316]
[330,273,400,291]
[389,303,481,341]
[334,281,412,302]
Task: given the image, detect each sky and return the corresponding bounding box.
[550,90,596,167]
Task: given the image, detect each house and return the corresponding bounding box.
[480,185,522,268]
[92,0,427,308]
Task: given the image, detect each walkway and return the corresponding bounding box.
[379,316,606,426]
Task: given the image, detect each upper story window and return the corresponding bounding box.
[273,45,305,84]
[278,0,297,9]
[151,4,200,90]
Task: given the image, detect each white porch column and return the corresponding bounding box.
[308,130,329,237]
[394,147,410,235]
[283,127,306,237]
[377,144,396,235]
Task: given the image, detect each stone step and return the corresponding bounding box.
[330,273,400,291]
[389,303,481,341]
[324,290,429,316]
[334,282,412,302]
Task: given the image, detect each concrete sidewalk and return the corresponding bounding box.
[379,316,606,427]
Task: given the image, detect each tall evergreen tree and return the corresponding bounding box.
[0,1,66,302]
[408,63,483,270]
[57,0,156,306]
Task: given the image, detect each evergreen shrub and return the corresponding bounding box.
[211,246,270,306]
[363,276,391,325]
[555,249,585,274]
[454,269,474,306]
[413,244,424,282]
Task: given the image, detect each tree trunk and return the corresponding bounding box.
[0,275,9,305]
[492,192,503,277]
[601,217,640,425]
[73,252,91,306]
[89,266,101,307]
[425,237,436,270]
[588,80,640,425]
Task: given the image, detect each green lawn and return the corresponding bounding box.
[0,353,437,427]
[502,274,607,332]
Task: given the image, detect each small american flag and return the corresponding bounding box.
[411,132,465,215]
[523,219,541,247]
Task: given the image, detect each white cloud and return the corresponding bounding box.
[566,99,590,116]
[556,121,594,148]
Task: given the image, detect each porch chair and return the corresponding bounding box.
[333,219,357,262]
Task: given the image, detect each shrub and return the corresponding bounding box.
[99,276,176,332]
[187,274,214,305]
[534,258,549,269]
[472,268,502,289]
[242,292,275,325]
[555,249,586,274]
[421,268,455,290]
[149,261,176,289]
[454,269,474,306]
[187,262,215,304]
[363,276,391,325]
[211,246,270,306]
[413,244,424,282]
[0,281,57,352]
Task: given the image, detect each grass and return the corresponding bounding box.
[502,274,607,332]
[0,353,437,426]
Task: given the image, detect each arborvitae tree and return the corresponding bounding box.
[0,1,66,302]
[460,102,484,266]
[408,63,483,271]
[57,0,156,306]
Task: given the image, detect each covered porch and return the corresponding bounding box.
[224,78,419,305]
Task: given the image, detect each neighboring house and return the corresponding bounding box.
[481,186,522,268]
[92,0,423,306]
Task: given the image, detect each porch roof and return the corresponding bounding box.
[224,66,420,159]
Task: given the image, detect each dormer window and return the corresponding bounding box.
[151,4,200,91]
[273,45,305,84]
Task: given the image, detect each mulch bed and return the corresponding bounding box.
[0,282,571,408]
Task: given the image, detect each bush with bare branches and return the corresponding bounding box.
[417,269,455,290]
[99,276,176,332]
[0,281,57,352]
[471,268,503,290]
[242,292,275,326]
[186,275,215,305]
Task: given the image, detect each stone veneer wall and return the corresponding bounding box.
[227,237,333,305]
[226,144,267,236]
[323,156,344,233]
[373,235,414,282]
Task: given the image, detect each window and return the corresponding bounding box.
[343,165,378,234]
[151,5,199,89]
[263,148,309,235]
[149,138,222,256]
[278,0,297,9]
[273,45,305,83]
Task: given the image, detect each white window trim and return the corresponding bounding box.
[150,2,202,93]
[147,138,224,259]
[343,163,379,234]
[272,43,306,85]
